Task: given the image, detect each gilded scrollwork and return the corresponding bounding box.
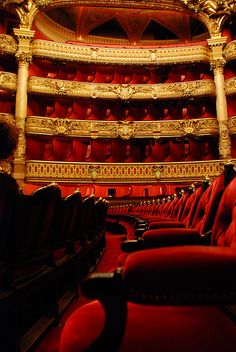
[31,39,211,65]
[0,35,17,54]
[224,41,236,61]
[180,0,236,17]
[25,117,219,139]
[27,77,215,100]
[25,159,236,184]
[218,120,232,158]
[225,77,236,95]
[228,116,236,134]
[0,72,17,91]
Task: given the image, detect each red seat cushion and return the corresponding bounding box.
[60,300,236,352]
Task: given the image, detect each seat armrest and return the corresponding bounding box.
[142,228,201,247]
[121,239,145,253]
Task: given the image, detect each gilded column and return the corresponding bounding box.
[13,28,35,186]
[208,36,231,159]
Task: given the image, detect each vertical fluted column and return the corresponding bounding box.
[208,36,231,159]
[13,28,35,186]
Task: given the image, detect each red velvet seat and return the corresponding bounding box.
[59,179,236,352]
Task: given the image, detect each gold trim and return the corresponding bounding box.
[31,39,211,65]
[27,77,216,100]
[224,41,236,62]
[26,116,219,139]
[0,71,17,92]
[228,116,236,135]
[0,35,17,55]
[225,77,236,95]
[25,159,236,184]
[0,113,15,124]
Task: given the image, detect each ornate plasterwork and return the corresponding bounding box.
[0,113,15,124]
[25,159,236,184]
[27,77,215,100]
[0,72,17,91]
[1,0,50,28]
[224,77,236,95]
[228,116,236,134]
[224,41,236,62]
[26,116,219,139]
[31,40,211,65]
[0,35,17,54]
[180,0,236,17]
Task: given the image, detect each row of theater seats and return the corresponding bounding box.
[29,62,212,84]
[0,178,108,351]
[26,137,219,162]
[59,163,236,352]
[28,97,216,121]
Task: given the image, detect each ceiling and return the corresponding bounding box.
[43,6,208,45]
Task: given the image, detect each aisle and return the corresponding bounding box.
[34,233,126,352]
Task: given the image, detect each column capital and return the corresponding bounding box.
[13,28,35,63]
[208,36,227,71]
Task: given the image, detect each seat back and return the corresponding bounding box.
[9,183,61,282]
[211,177,236,248]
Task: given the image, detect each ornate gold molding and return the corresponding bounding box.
[0,35,17,55]
[27,77,215,100]
[31,39,211,65]
[0,113,15,124]
[225,77,236,95]
[228,116,236,134]
[25,159,236,184]
[224,41,236,62]
[179,0,236,17]
[0,72,17,92]
[26,116,219,139]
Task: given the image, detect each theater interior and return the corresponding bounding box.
[0,0,236,351]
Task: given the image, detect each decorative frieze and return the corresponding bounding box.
[228,116,236,134]
[31,39,211,65]
[224,41,236,62]
[0,72,17,92]
[26,116,219,139]
[225,77,236,95]
[0,113,15,124]
[0,35,17,54]
[27,77,215,100]
[25,159,236,184]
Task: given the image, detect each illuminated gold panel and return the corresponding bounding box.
[229,116,236,134]
[25,159,236,184]
[0,72,17,92]
[32,39,211,65]
[225,77,236,95]
[26,116,219,139]
[28,77,215,100]
[0,35,17,55]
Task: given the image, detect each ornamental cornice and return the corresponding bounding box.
[224,77,236,95]
[25,116,219,139]
[0,72,17,92]
[25,159,236,184]
[228,116,236,134]
[224,41,236,61]
[31,40,211,65]
[0,35,17,55]
[27,77,215,100]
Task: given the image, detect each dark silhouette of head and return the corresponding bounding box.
[0,119,19,160]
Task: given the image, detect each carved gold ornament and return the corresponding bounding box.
[26,117,219,139]
[27,77,215,100]
[180,0,236,17]
[31,39,211,65]
[25,159,236,184]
